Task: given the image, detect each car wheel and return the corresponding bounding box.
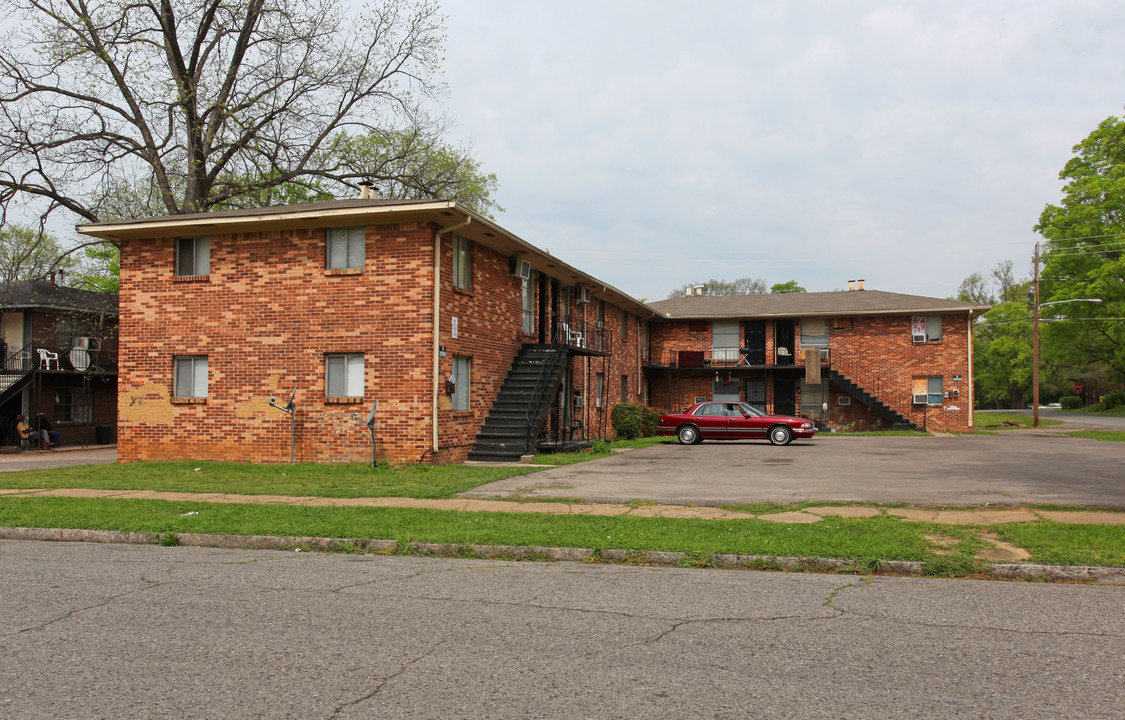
[768,425,793,446]
[676,425,700,445]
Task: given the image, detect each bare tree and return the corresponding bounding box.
[667,277,768,298]
[0,0,452,225]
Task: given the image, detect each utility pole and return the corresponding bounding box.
[1033,243,1040,428]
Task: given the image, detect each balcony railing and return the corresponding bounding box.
[646,347,831,368]
[2,342,117,374]
[558,318,612,355]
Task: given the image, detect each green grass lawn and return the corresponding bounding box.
[0,460,539,499]
[974,412,1063,429]
[1063,430,1125,442]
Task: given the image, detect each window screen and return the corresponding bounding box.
[327,227,365,270]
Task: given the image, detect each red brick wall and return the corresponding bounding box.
[118,223,463,464]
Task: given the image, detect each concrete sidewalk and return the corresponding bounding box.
[2,486,1122,526]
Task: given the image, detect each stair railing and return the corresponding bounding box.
[522,328,568,453]
[2,342,34,373]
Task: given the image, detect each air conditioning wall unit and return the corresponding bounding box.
[912,394,930,405]
[912,333,927,343]
[73,336,89,349]
[577,287,591,304]
[837,396,851,406]
[510,257,532,280]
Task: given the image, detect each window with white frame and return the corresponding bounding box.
[173,356,208,398]
[326,353,364,398]
[452,234,472,290]
[452,355,471,411]
[911,315,942,343]
[175,236,210,277]
[327,227,365,270]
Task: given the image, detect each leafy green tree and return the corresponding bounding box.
[75,244,121,294]
[1034,115,1125,382]
[769,280,806,294]
[972,301,1033,408]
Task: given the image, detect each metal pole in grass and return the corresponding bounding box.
[269,387,298,465]
[353,401,379,468]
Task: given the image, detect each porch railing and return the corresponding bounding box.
[557,318,612,355]
[645,346,831,368]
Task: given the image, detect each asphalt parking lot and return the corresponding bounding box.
[465,411,1125,508]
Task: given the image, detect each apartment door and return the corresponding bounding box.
[774,379,796,416]
[743,320,766,365]
[775,320,795,365]
[745,378,766,412]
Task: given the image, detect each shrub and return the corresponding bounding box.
[1059,395,1083,410]
[610,402,643,439]
[1102,390,1125,410]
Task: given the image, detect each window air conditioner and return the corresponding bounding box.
[912,333,926,343]
[577,287,591,304]
[73,336,89,349]
[510,258,532,280]
[819,348,829,361]
[912,394,929,405]
[837,396,851,406]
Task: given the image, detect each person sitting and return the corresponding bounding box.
[36,415,60,449]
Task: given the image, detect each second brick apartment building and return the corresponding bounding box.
[78,198,989,464]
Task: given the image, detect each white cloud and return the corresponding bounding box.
[435,0,1125,299]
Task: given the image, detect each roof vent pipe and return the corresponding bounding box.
[358,181,377,199]
[858,279,865,291]
[848,280,855,291]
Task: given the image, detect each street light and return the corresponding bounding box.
[1031,248,1102,426]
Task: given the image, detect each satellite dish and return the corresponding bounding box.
[68,347,91,372]
[365,400,378,428]
[286,386,298,410]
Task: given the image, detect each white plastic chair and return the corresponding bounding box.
[37,348,59,370]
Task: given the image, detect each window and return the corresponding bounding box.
[912,376,943,405]
[522,275,535,334]
[595,372,605,409]
[326,353,364,398]
[452,234,472,290]
[688,320,709,334]
[711,320,740,363]
[54,387,91,423]
[560,286,571,324]
[173,356,208,398]
[176,236,210,277]
[911,315,942,343]
[452,355,471,411]
[327,227,365,270]
[620,308,628,339]
[799,318,829,349]
[54,317,93,350]
[620,375,628,403]
[639,319,649,361]
[596,299,605,329]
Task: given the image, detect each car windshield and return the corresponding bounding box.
[737,403,765,417]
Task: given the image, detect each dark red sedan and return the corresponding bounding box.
[657,402,818,446]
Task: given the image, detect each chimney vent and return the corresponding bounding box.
[848,279,855,291]
[857,279,865,291]
[358,180,377,200]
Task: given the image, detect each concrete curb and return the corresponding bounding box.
[2,525,1122,583]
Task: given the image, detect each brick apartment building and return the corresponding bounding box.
[78,199,987,464]
[646,287,990,433]
[1,280,119,447]
[78,199,653,464]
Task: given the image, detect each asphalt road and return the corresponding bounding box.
[2,540,1122,720]
[466,412,1125,507]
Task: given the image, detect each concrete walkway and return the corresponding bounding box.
[2,486,1122,525]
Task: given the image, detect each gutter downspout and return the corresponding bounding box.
[967,311,976,430]
[432,217,472,454]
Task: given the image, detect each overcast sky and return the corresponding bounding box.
[431,0,1125,301]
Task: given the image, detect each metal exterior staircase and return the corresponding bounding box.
[468,344,569,462]
[827,369,920,431]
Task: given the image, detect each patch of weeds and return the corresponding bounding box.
[583,549,605,564]
[627,499,658,508]
[678,551,720,569]
[745,557,783,572]
[721,501,797,515]
[328,539,368,554]
[923,555,984,577]
[590,440,612,454]
[521,496,589,505]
